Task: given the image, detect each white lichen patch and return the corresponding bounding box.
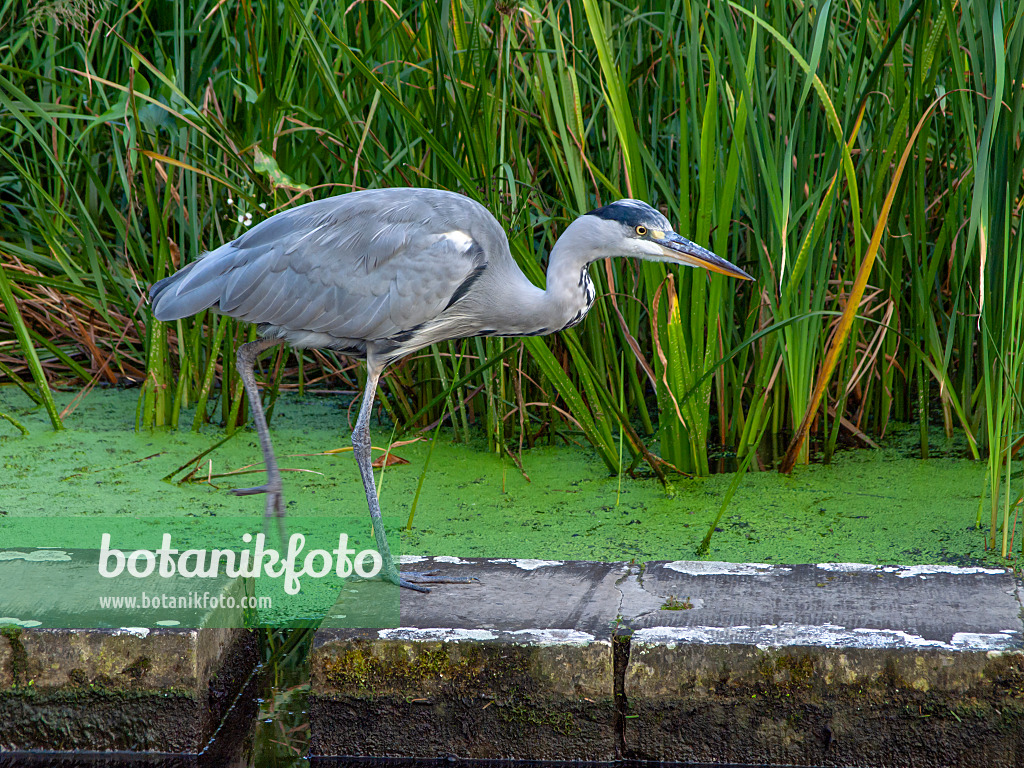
[951,631,1022,649]
[0,549,72,562]
[116,627,150,638]
[849,628,950,649]
[507,628,597,646]
[378,627,498,642]
[816,563,879,572]
[375,626,602,646]
[631,623,1021,651]
[398,555,428,565]
[489,558,564,570]
[888,565,1007,579]
[663,561,789,576]
[430,555,471,564]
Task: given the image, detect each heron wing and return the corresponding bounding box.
[151,189,503,346]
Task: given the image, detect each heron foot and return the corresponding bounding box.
[231,482,282,497]
[398,570,479,593]
[231,483,286,540]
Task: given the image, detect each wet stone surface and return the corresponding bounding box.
[310,558,1024,766]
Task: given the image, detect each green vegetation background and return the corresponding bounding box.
[0,0,1021,561]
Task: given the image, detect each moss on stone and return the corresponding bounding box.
[321,640,532,695]
[120,656,152,680]
[499,699,580,736]
[1,625,27,689]
[755,651,815,696]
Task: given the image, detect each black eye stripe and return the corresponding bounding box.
[586,199,671,231]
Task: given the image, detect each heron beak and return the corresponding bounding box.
[657,232,754,281]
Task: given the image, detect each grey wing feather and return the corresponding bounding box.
[149,189,505,351]
[150,254,236,320]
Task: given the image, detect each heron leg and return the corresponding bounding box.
[352,364,475,593]
[231,338,286,537]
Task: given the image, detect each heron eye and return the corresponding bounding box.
[635,225,647,236]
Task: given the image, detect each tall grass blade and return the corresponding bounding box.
[781,99,946,473]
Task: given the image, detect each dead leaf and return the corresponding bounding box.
[372,453,408,469]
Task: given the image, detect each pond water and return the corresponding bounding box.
[0,386,1000,572]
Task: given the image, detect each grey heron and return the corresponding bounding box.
[150,188,752,591]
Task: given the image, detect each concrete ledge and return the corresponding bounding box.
[623,562,1024,766]
[0,549,259,753]
[0,626,257,753]
[310,559,625,759]
[310,558,1024,766]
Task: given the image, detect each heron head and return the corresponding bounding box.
[585,199,753,281]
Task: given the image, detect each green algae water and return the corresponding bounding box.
[0,385,999,570]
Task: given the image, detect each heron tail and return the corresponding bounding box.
[149,249,233,321]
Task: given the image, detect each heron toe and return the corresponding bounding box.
[231,482,277,496]
[399,570,479,593]
[230,483,286,533]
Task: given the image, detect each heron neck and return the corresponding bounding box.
[539,237,597,333]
